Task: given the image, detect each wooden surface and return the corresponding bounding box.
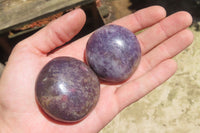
[0,0,95,33]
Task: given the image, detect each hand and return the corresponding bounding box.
[0,6,193,133]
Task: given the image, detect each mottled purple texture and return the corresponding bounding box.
[86,25,141,83]
[35,57,100,122]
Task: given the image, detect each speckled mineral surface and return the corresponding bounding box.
[86,24,141,83]
[35,57,100,122]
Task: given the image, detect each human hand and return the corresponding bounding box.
[0,6,193,133]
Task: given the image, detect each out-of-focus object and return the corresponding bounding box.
[96,0,133,24]
[0,0,96,34]
[128,0,200,30]
[0,0,104,64]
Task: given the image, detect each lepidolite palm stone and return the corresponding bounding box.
[35,57,100,122]
[86,25,141,83]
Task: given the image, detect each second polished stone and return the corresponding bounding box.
[86,25,141,83]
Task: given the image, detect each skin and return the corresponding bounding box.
[0,6,193,133]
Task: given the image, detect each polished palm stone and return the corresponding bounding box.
[35,57,100,122]
[86,24,141,83]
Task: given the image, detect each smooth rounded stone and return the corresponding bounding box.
[86,24,141,83]
[35,57,100,122]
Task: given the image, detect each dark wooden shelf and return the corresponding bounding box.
[0,0,95,33]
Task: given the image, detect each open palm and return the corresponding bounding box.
[0,6,193,133]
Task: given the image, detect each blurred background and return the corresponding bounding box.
[0,0,200,132]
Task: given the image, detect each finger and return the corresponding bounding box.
[21,8,86,54]
[112,5,167,32]
[133,29,193,78]
[137,11,193,55]
[51,6,167,59]
[115,59,177,110]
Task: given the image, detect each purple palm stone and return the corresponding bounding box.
[86,25,141,83]
[35,57,100,122]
